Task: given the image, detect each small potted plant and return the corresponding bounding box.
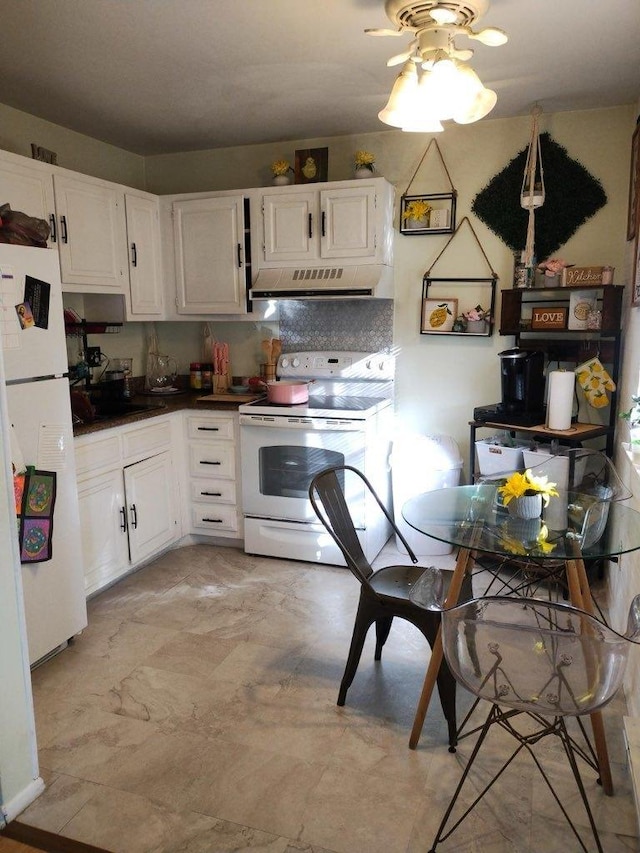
[452,314,467,333]
[354,150,375,178]
[620,395,640,457]
[463,305,490,333]
[402,199,432,229]
[271,159,293,186]
[498,469,559,519]
[536,258,573,287]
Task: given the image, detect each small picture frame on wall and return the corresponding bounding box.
[294,147,328,184]
[632,230,640,307]
[421,297,457,333]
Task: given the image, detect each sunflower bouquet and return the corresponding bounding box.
[402,199,432,222]
[354,150,375,171]
[271,159,293,177]
[498,469,559,508]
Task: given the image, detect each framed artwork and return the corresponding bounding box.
[627,119,640,242]
[294,147,328,184]
[632,228,640,307]
[421,297,457,333]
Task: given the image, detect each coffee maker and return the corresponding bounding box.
[473,348,547,426]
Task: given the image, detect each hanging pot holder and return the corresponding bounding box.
[575,357,615,409]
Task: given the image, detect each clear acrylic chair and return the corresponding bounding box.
[410,569,640,853]
[308,464,472,749]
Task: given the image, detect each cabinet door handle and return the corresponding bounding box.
[119,506,127,532]
[308,213,313,239]
[131,242,137,267]
[60,215,68,243]
[237,242,243,268]
[197,426,219,431]
[49,214,57,243]
[200,460,222,465]
[130,503,138,529]
[321,210,326,237]
[201,491,222,496]
[203,517,223,523]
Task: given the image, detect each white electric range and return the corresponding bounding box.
[239,351,395,565]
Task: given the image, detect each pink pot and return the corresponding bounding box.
[264,380,313,405]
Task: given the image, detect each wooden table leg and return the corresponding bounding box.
[409,544,475,749]
[565,552,614,796]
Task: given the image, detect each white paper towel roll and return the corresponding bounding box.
[547,370,574,430]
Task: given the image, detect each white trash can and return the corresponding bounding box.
[391,434,463,556]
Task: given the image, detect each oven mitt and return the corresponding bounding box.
[575,357,615,409]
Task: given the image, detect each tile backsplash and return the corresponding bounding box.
[279,299,393,353]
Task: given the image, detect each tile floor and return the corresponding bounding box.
[19,543,640,852]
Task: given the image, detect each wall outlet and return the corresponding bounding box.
[86,347,101,367]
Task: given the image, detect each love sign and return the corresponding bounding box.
[531,306,568,329]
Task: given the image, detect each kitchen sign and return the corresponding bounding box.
[531,306,568,330]
[561,266,607,286]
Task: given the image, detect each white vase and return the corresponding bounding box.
[466,319,487,334]
[354,167,374,179]
[272,174,292,186]
[405,216,429,230]
[508,494,543,519]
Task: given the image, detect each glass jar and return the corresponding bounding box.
[201,363,213,391]
[586,308,602,330]
[190,362,202,390]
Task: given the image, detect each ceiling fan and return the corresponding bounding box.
[366,0,508,68]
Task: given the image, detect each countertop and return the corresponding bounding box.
[72,390,262,437]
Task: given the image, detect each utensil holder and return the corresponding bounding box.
[261,363,276,382]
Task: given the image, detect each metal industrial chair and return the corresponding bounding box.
[410,569,640,853]
[308,464,472,749]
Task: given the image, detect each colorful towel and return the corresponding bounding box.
[575,357,615,409]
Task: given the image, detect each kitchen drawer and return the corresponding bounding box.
[186,414,235,442]
[191,503,239,533]
[122,418,172,462]
[188,442,235,479]
[75,434,121,477]
[190,478,236,504]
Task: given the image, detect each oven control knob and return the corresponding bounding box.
[281,357,289,368]
[292,357,300,368]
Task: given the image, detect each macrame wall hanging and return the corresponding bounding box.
[471,131,607,263]
[520,105,545,268]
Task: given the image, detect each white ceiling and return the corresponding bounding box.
[2,0,639,156]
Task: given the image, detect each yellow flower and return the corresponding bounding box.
[498,469,559,507]
[355,150,375,168]
[271,159,292,176]
[402,199,432,221]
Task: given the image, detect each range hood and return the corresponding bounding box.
[250,265,393,300]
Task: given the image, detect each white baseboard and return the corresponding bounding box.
[1,776,45,825]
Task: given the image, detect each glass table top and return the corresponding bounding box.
[402,485,640,561]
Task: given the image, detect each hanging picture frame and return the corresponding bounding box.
[421,297,457,333]
[627,119,640,242]
[632,227,640,307]
[399,139,457,236]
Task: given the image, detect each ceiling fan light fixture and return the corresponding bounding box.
[429,5,458,25]
[453,86,497,123]
[378,59,420,127]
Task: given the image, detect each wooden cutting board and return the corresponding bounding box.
[197,393,261,403]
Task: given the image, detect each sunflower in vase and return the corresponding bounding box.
[270,159,293,185]
[498,469,559,519]
[402,199,432,228]
[354,150,376,175]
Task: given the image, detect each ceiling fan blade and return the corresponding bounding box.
[387,48,413,66]
[365,27,405,37]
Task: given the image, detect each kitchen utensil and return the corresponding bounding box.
[229,384,251,394]
[271,338,282,362]
[261,338,273,364]
[262,379,314,405]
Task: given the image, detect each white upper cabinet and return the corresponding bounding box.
[172,195,247,314]
[257,178,393,269]
[124,191,164,318]
[0,150,56,246]
[54,172,128,292]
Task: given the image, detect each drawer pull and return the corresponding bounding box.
[203,517,223,523]
[201,490,222,496]
[197,426,219,431]
[200,460,221,465]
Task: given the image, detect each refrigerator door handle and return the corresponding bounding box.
[120,506,127,532]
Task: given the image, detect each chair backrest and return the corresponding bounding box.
[529,448,632,502]
[308,464,417,585]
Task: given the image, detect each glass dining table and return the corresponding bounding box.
[402,483,640,796]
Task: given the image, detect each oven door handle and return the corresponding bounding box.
[239,414,365,431]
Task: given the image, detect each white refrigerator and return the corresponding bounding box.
[0,244,87,665]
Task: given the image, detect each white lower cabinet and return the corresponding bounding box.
[184,411,242,538]
[75,416,181,595]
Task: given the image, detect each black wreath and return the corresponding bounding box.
[471,133,607,262]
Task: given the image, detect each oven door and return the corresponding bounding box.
[240,415,367,525]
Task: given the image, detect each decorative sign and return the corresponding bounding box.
[568,290,597,330]
[561,266,605,286]
[30,144,57,165]
[531,306,568,330]
[294,147,328,184]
